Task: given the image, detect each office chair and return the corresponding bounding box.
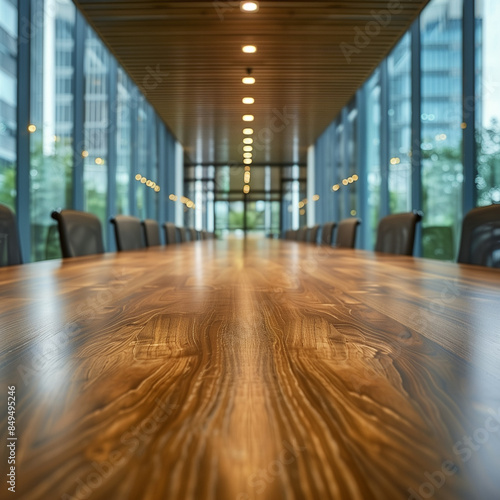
[321,222,336,246]
[142,219,161,247]
[307,225,320,244]
[375,211,423,256]
[457,204,500,267]
[164,222,178,244]
[336,218,361,248]
[0,203,22,266]
[51,209,105,258]
[110,215,145,251]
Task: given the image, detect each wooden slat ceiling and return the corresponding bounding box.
[73,0,431,166]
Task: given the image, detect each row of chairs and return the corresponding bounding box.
[285,205,500,267]
[0,206,214,265]
[286,218,361,249]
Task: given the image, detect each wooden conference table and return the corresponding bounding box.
[1,239,499,500]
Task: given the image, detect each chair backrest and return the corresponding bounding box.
[51,209,104,258]
[336,218,361,248]
[189,228,197,241]
[375,212,422,256]
[296,226,308,242]
[142,219,161,247]
[458,204,500,267]
[164,222,178,244]
[177,226,187,242]
[0,204,22,266]
[307,225,320,244]
[110,215,145,251]
[321,222,336,246]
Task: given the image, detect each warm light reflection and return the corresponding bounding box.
[243,138,253,144]
[243,145,253,152]
[243,128,254,135]
[243,184,250,193]
[135,174,142,181]
[244,171,251,183]
[352,174,359,181]
[141,177,147,183]
[312,194,320,201]
[243,152,252,158]
[342,179,349,186]
[95,157,104,165]
[81,150,89,158]
[240,1,259,12]
[332,184,340,191]
[244,165,251,171]
[243,159,252,165]
[28,124,37,133]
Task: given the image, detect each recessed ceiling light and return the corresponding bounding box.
[243,145,253,152]
[242,115,254,122]
[243,138,253,144]
[242,77,255,85]
[242,45,257,53]
[243,152,252,158]
[243,158,253,165]
[240,1,259,13]
[243,184,250,194]
[242,97,255,104]
[243,128,254,135]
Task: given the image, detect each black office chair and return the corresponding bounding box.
[177,226,187,243]
[51,209,105,258]
[335,217,361,248]
[0,203,22,266]
[321,222,336,246]
[335,218,361,248]
[110,215,145,251]
[307,225,320,244]
[296,226,308,242]
[164,222,178,244]
[457,204,500,267]
[375,211,422,256]
[142,219,161,247]
[189,228,197,241]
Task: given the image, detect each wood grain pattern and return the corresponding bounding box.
[1,240,500,499]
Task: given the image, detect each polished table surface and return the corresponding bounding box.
[1,239,500,500]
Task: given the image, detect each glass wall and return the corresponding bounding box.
[388,32,412,214]
[314,0,499,260]
[365,70,382,248]
[420,0,463,259]
[83,27,109,235]
[0,0,180,262]
[0,0,18,211]
[30,0,75,261]
[475,0,500,206]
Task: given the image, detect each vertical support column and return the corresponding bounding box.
[17,0,31,262]
[379,58,390,218]
[462,0,476,213]
[106,57,117,251]
[411,19,423,256]
[356,88,368,249]
[73,10,85,211]
[129,86,139,216]
[307,145,315,226]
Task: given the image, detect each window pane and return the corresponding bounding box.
[84,28,109,238]
[116,68,131,215]
[421,0,463,260]
[388,32,412,214]
[475,0,500,206]
[365,70,381,248]
[0,0,17,211]
[30,0,75,261]
[135,96,147,218]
